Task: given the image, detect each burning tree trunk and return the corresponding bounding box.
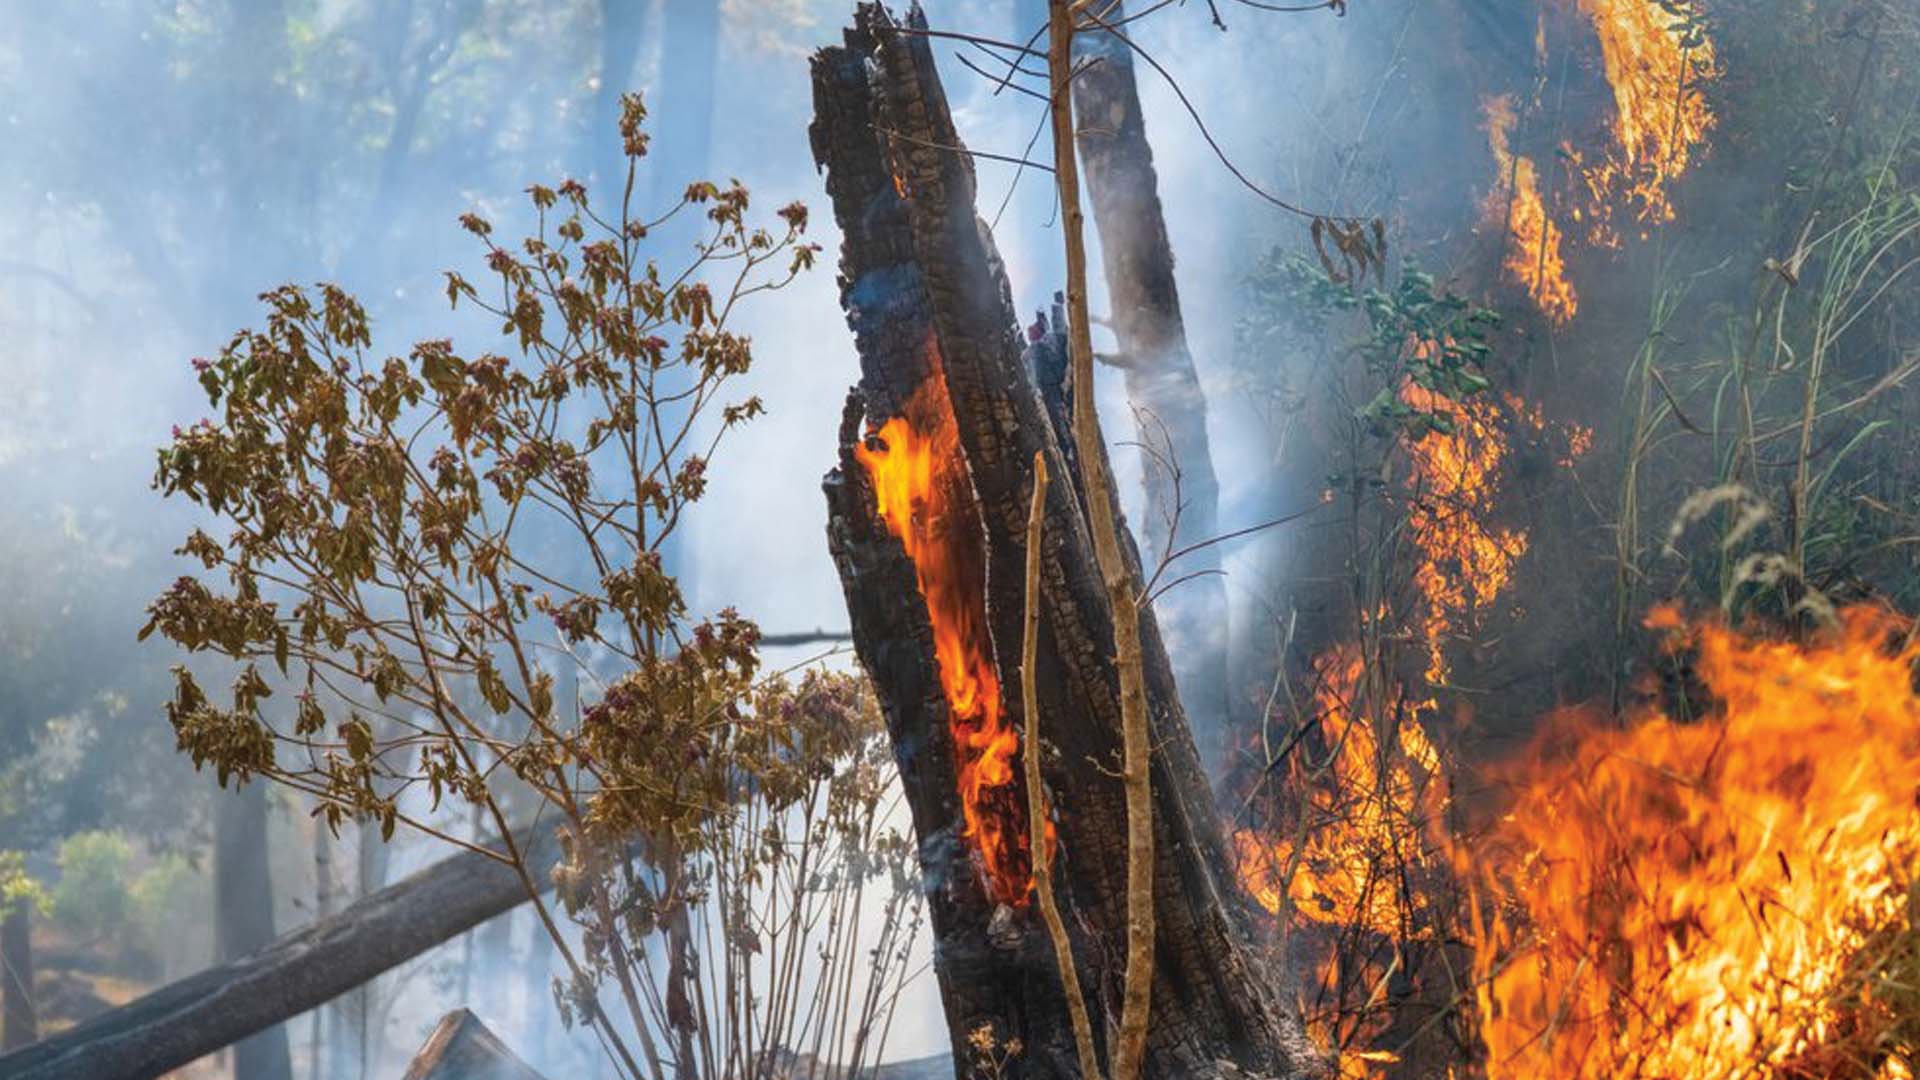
[811,8,1318,1078]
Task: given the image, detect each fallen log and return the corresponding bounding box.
[0,819,561,1080]
[812,6,1319,1078]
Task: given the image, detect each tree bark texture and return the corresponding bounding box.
[811,8,1320,1078]
[0,818,561,1080]
[1071,3,1232,766]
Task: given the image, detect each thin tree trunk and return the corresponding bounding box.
[312,820,336,1078]
[811,9,1320,1077]
[352,771,397,1079]
[1,903,34,1051]
[0,819,563,1080]
[1071,2,1232,767]
[216,783,294,1080]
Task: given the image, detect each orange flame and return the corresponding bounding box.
[1456,605,1920,1079]
[1233,641,1447,1078]
[854,343,1038,908]
[1482,95,1579,324]
[1234,643,1446,934]
[1402,383,1535,685]
[1232,380,1591,1077]
[1573,0,1717,232]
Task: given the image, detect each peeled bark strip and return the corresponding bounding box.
[1020,450,1102,1080]
[0,820,560,1080]
[813,7,1319,1078]
[1072,3,1231,764]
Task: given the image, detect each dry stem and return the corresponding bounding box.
[1021,450,1105,1080]
[1047,3,1155,1077]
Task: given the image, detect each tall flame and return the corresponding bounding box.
[1456,605,1920,1079]
[1402,382,1535,685]
[1483,95,1579,325]
[1482,2,1715,318]
[1573,0,1717,231]
[1233,382,1588,1077]
[854,343,1038,908]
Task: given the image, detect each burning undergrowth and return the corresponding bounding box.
[1231,368,1585,1076]
[1451,603,1920,1080]
[1479,0,1717,324]
[1231,504,1920,1080]
[1236,576,1920,1080]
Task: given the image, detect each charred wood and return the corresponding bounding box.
[812,7,1320,1078]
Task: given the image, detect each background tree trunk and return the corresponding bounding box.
[215,783,293,1080]
[0,818,562,1080]
[648,0,720,230]
[586,0,651,191]
[1071,3,1232,768]
[312,820,335,1075]
[811,8,1320,1078]
[1,903,34,1051]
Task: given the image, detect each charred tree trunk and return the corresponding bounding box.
[812,8,1319,1079]
[1071,4,1232,766]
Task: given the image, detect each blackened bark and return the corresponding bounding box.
[812,8,1320,1078]
[1071,6,1232,767]
[1,903,33,1051]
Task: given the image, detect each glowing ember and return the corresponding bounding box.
[1455,604,1920,1080]
[1482,95,1579,325]
[854,341,1039,908]
[1573,0,1717,231]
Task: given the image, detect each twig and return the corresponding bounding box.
[1021,450,1105,1080]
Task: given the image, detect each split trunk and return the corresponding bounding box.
[812,8,1318,1079]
